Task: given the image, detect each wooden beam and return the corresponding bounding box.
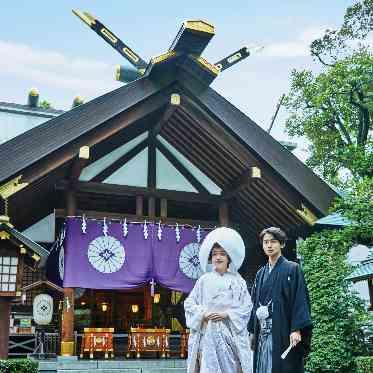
[21,90,169,185]
[91,138,149,183]
[219,201,229,226]
[180,96,304,211]
[221,167,261,200]
[147,134,156,190]
[156,139,210,195]
[55,208,218,228]
[56,180,221,205]
[153,93,180,135]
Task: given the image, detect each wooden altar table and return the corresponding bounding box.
[80,327,114,359]
[127,327,170,358]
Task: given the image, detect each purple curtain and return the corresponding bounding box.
[62,217,210,293]
[63,218,152,289]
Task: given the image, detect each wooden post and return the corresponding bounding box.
[0,297,11,359]
[148,197,156,219]
[136,196,143,217]
[368,278,373,311]
[61,188,76,356]
[219,201,229,226]
[143,286,152,321]
[160,198,167,219]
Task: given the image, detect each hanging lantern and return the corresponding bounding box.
[131,304,139,313]
[101,302,108,312]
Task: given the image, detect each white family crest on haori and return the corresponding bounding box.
[179,242,203,280]
[199,227,246,273]
[87,235,126,274]
[59,246,64,281]
[33,294,53,325]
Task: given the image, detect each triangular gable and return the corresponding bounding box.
[80,132,148,181]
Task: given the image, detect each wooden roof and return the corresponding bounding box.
[0,68,337,242]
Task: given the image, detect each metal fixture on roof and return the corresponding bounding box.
[73,10,252,85]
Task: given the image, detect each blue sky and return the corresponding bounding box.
[0,0,355,158]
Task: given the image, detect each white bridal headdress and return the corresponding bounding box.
[199,227,245,273]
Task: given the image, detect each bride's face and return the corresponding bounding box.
[211,245,229,273]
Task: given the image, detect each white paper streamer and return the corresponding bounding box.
[103,217,108,236]
[157,221,162,241]
[196,225,201,243]
[143,220,148,240]
[81,215,87,234]
[176,223,180,243]
[122,218,128,238]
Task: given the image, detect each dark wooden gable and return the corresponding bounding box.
[0,49,337,243]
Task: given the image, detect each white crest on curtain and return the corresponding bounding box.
[179,242,202,279]
[87,236,126,274]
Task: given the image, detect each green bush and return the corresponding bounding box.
[356,356,373,373]
[299,230,369,372]
[0,359,38,373]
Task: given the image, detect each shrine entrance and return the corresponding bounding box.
[73,287,186,333]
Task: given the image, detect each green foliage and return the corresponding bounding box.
[299,230,369,372]
[284,51,373,184]
[333,177,373,244]
[284,0,372,185]
[356,356,373,372]
[0,359,38,373]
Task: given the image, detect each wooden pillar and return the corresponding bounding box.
[160,198,167,219]
[136,196,143,217]
[148,197,156,219]
[368,278,373,311]
[219,201,229,227]
[61,188,76,356]
[143,286,152,321]
[0,297,11,359]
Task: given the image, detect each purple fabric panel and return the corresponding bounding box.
[152,226,207,293]
[63,218,152,289]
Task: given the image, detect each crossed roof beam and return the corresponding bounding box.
[73,10,251,85]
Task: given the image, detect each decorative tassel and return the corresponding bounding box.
[81,215,87,234]
[197,225,201,243]
[143,220,148,240]
[175,223,180,243]
[157,221,162,241]
[103,217,108,236]
[122,218,128,238]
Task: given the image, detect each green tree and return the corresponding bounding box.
[284,0,372,184]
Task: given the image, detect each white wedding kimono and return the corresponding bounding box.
[184,270,253,373]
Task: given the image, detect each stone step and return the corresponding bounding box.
[38,358,187,373]
[58,370,186,373]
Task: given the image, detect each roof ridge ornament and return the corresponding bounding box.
[72,9,252,86]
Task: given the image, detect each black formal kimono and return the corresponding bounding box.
[248,256,312,373]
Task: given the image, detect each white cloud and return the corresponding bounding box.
[0,40,120,95]
[261,25,330,58]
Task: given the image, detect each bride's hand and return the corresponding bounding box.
[205,312,228,321]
